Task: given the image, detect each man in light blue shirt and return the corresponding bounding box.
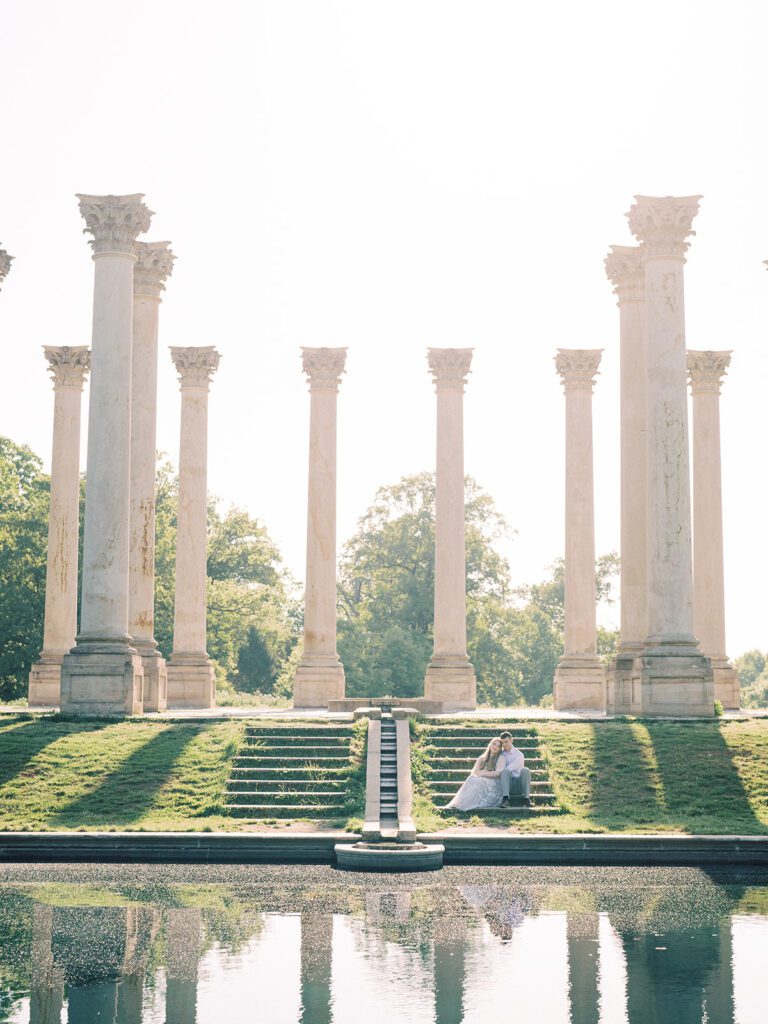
[498,730,532,808]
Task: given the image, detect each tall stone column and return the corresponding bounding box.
[424,348,476,710]
[130,241,175,713]
[293,348,347,708]
[29,347,90,706]
[0,246,13,289]
[604,246,646,714]
[687,350,739,708]
[61,194,152,716]
[553,350,605,710]
[627,195,713,716]
[167,346,220,708]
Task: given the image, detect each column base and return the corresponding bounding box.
[136,647,167,712]
[553,656,606,711]
[28,659,63,707]
[606,645,643,715]
[166,655,216,709]
[630,647,714,716]
[424,655,476,711]
[60,644,144,716]
[293,657,345,708]
[711,657,740,710]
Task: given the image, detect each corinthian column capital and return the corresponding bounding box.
[43,346,91,389]
[604,245,644,304]
[427,348,473,391]
[626,195,702,259]
[134,241,175,298]
[76,193,153,256]
[0,246,13,289]
[555,349,602,391]
[301,347,347,391]
[170,346,220,389]
[687,350,732,394]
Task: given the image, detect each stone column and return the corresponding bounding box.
[627,195,713,716]
[61,194,152,716]
[130,242,175,712]
[293,348,347,708]
[553,349,606,710]
[687,350,739,708]
[604,246,646,714]
[167,346,220,707]
[424,348,476,710]
[29,347,90,706]
[0,246,13,289]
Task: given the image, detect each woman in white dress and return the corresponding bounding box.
[445,737,503,811]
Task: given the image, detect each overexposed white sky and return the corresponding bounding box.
[1,0,767,656]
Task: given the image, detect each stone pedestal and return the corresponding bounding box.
[604,246,646,714]
[688,350,739,708]
[61,193,152,716]
[294,348,347,707]
[627,195,713,716]
[553,350,605,711]
[129,242,175,712]
[424,349,476,710]
[167,347,220,708]
[29,348,90,706]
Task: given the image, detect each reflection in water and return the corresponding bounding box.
[0,865,765,1023]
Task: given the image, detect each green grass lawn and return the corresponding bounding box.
[413,719,768,835]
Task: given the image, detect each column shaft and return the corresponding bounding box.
[61,193,152,716]
[553,350,605,710]
[424,348,476,710]
[167,347,219,708]
[29,347,89,706]
[293,347,346,708]
[627,194,712,716]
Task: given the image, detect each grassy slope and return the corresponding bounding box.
[413,719,768,835]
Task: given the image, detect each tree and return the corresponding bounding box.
[0,438,49,700]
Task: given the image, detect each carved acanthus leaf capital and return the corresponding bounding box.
[687,350,731,394]
[604,245,644,303]
[76,193,153,256]
[134,241,175,297]
[0,247,13,288]
[43,346,91,389]
[626,195,702,259]
[555,349,602,390]
[427,348,474,391]
[170,346,221,389]
[301,347,347,391]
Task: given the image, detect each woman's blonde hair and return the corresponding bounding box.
[479,738,501,772]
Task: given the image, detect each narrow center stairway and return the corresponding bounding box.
[379,712,398,830]
[225,724,355,818]
[421,724,558,815]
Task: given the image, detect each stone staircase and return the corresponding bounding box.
[421,724,558,814]
[379,713,398,824]
[224,724,356,818]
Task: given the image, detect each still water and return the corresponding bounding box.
[0,862,765,1023]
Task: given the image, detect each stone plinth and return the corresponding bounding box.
[30,347,90,706]
[294,348,347,708]
[61,193,152,716]
[167,347,220,709]
[553,350,605,711]
[129,241,175,713]
[627,195,713,716]
[424,348,476,711]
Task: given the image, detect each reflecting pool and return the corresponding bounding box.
[0,863,766,1023]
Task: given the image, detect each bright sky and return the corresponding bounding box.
[1,1,767,656]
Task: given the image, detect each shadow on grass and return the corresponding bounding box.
[52,726,199,828]
[585,722,665,829]
[648,723,764,834]
[0,719,97,790]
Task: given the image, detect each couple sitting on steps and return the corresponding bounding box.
[446,731,532,811]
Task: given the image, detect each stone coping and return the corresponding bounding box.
[0,831,766,866]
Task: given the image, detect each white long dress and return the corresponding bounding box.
[446,761,502,811]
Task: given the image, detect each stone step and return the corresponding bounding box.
[225,804,346,817]
[425,746,540,755]
[227,779,348,791]
[440,804,560,816]
[240,744,351,754]
[233,755,351,764]
[426,766,547,776]
[226,790,346,803]
[230,766,349,776]
[428,758,544,769]
[428,736,539,745]
[243,728,354,737]
[428,778,553,791]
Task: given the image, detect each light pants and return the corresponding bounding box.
[501,766,531,799]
